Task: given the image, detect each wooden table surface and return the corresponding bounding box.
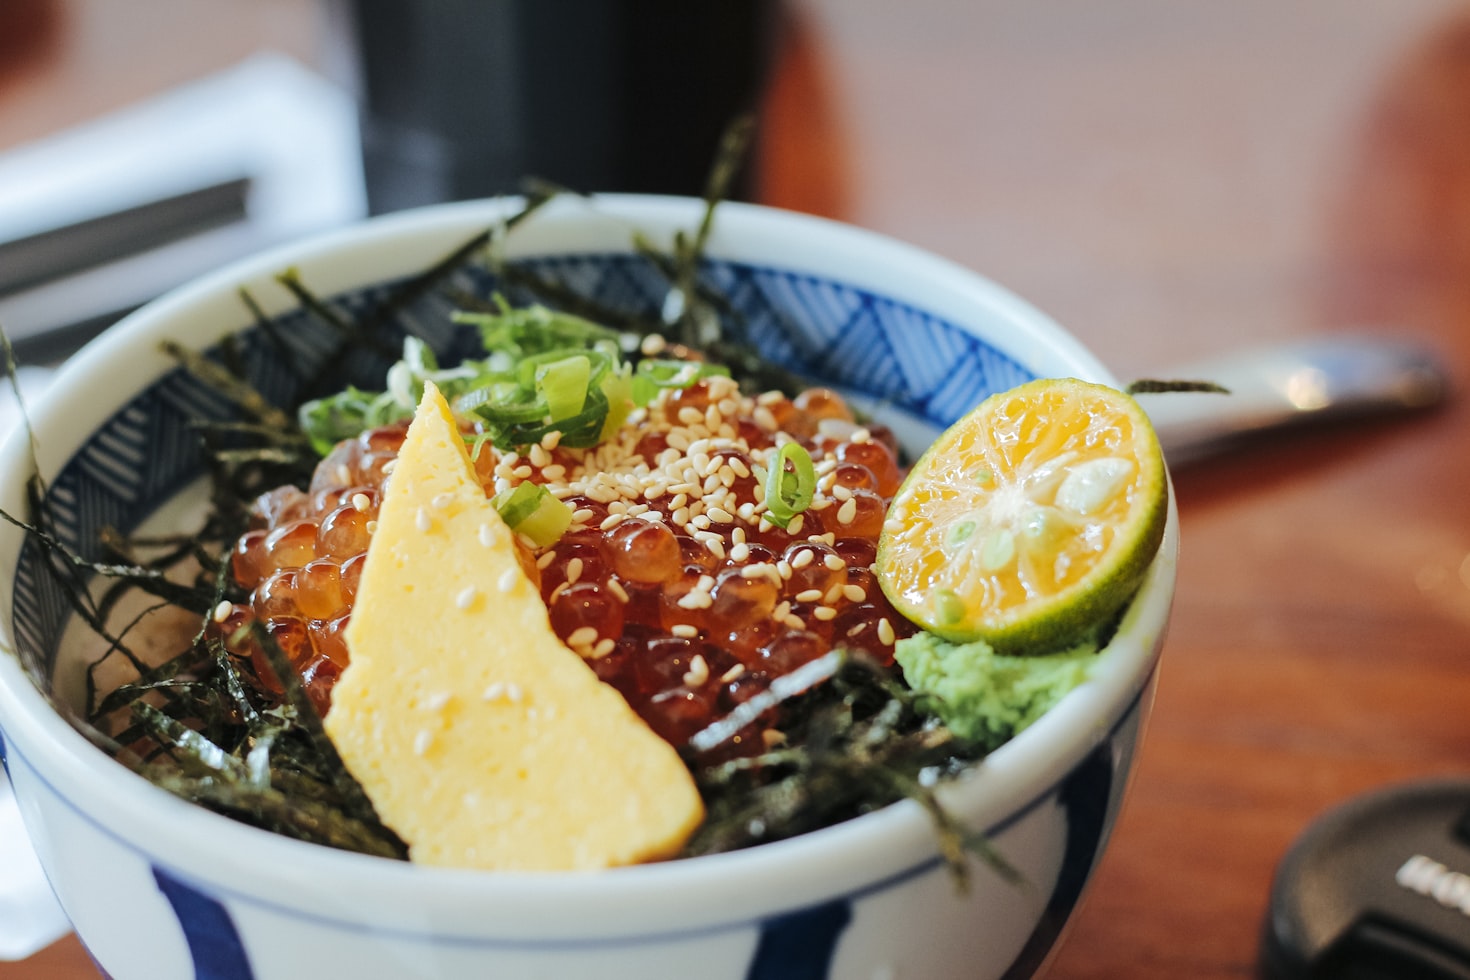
[5,1,1470,977]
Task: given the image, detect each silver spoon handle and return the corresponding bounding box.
[1138,336,1448,466]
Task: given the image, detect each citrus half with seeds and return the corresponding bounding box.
[877,377,1167,652]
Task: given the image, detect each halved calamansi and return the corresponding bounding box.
[877,378,1167,652]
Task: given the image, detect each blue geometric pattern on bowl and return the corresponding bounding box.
[10,251,1032,679]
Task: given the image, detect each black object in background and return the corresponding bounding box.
[348,0,774,215]
[1261,779,1470,979]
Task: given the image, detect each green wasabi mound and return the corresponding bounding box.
[894,632,1098,748]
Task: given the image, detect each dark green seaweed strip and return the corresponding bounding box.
[1125,378,1230,395]
[150,771,406,858]
[249,623,388,833]
[160,339,296,431]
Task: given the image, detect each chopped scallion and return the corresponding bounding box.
[535,354,592,421]
[491,482,572,546]
[764,441,816,528]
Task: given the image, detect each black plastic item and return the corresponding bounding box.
[346,0,775,215]
[1262,778,1470,979]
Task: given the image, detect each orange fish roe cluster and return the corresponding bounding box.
[216,371,917,753]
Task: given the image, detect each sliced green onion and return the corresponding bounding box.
[597,370,635,442]
[492,482,572,547]
[298,386,411,456]
[631,359,731,407]
[535,354,591,421]
[763,441,816,529]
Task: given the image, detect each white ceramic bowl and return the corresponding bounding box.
[0,196,1177,980]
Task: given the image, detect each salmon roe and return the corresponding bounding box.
[215,375,916,755]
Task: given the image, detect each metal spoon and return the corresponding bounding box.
[1137,336,1449,466]
[843,335,1448,468]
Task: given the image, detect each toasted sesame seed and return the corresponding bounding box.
[795,588,824,603]
[824,584,845,605]
[535,551,556,570]
[212,600,233,623]
[540,429,563,450]
[529,444,550,468]
[836,498,858,525]
[600,513,625,531]
[567,626,598,648]
[683,654,710,687]
[549,581,570,603]
[566,557,584,585]
[640,333,668,356]
[877,618,896,646]
[774,600,792,619]
[720,664,746,683]
[787,514,805,536]
[671,624,699,638]
[843,584,867,603]
[783,614,805,630]
[432,492,455,510]
[776,560,793,579]
[790,548,814,569]
[381,459,398,475]
[498,568,519,593]
[762,729,787,748]
[707,506,734,524]
[730,542,752,562]
[824,552,845,571]
[456,586,478,610]
[814,605,838,622]
[831,485,853,502]
[592,638,616,658]
[607,578,630,603]
[415,508,433,532]
[512,465,533,479]
[541,464,567,481]
[366,519,379,535]
[351,492,371,512]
